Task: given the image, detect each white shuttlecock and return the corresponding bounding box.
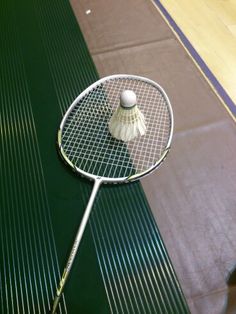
[109,90,147,142]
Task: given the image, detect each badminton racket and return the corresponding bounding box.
[51,74,173,313]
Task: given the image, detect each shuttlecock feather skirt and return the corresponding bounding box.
[109,105,147,142]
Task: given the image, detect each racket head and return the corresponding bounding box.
[58,74,173,183]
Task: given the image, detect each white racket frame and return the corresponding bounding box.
[52,74,174,313]
[58,74,174,183]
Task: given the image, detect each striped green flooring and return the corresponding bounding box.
[0,0,189,313]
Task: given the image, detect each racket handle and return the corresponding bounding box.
[51,178,102,313]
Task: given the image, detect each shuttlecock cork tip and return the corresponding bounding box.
[109,90,147,142]
[120,90,137,109]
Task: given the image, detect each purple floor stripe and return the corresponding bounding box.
[154,0,236,116]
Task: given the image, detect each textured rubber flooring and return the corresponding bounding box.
[0,0,189,313]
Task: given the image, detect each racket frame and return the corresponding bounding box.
[58,74,174,184]
[52,74,173,313]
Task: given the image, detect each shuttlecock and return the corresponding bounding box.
[109,90,147,141]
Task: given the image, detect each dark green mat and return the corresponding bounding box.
[0,0,189,313]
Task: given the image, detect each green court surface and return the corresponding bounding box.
[0,0,189,313]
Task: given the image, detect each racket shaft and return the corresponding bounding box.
[52,179,102,313]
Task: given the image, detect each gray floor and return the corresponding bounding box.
[70,1,236,313]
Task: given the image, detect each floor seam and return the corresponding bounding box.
[90,36,174,56]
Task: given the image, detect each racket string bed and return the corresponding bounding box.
[61,77,172,179]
